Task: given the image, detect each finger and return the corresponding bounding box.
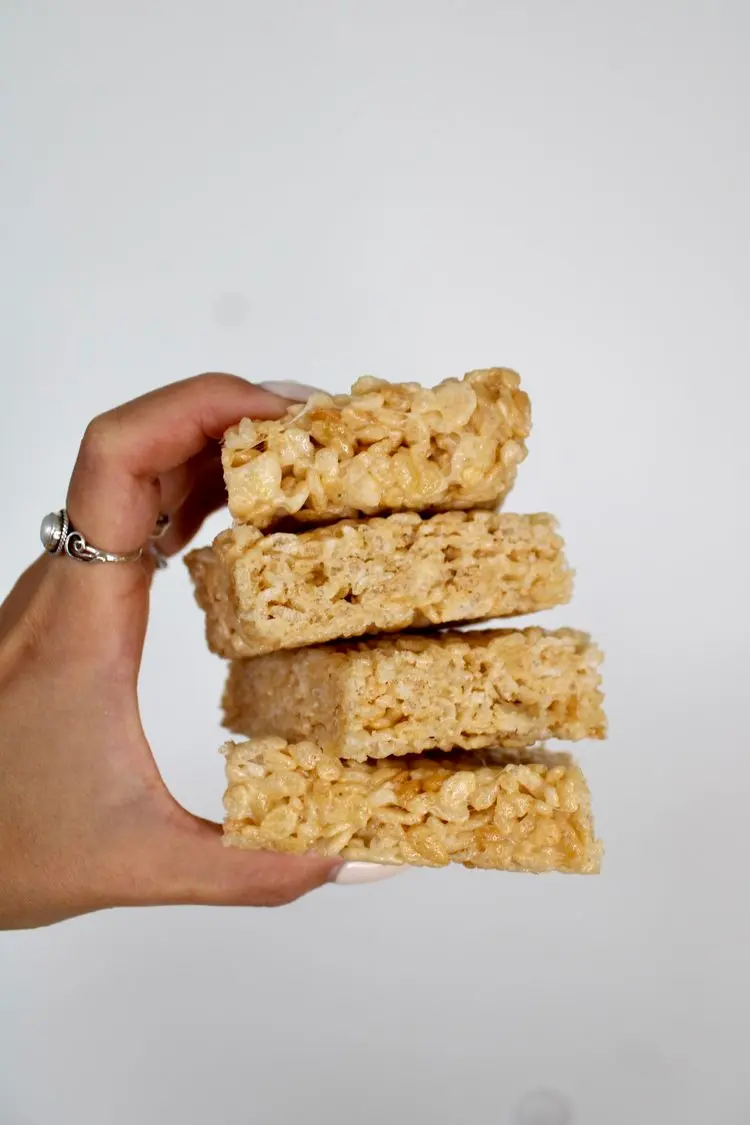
[157,442,222,519]
[67,374,291,556]
[158,448,226,556]
[138,809,340,908]
[159,477,226,557]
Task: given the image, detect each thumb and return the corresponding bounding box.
[139,809,342,908]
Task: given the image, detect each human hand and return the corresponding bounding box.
[0,374,356,930]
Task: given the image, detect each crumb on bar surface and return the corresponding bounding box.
[223,627,606,761]
[185,511,573,659]
[222,738,601,872]
[222,368,531,529]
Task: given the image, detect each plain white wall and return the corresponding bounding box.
[1,2,748,1122]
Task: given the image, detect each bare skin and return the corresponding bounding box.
[0,374,341,930]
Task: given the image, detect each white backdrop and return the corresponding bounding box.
[1,2,748,1123]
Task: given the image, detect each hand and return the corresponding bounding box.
[0,374,343,930]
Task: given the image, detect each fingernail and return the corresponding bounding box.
[332,862,405,886]
[259,380,320,402]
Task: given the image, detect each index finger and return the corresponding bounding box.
[67,373,290,556]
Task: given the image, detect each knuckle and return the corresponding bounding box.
[192,371,245,394]
[79,411,122,465]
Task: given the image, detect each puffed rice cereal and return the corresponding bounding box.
[223,627,606,760]
[222,368,531,528]
[185,511,572,658]
[222,738,602,872]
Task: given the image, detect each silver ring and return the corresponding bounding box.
[148,542,169,570]
[40,509,170,566]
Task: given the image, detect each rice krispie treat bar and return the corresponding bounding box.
[222,738,601,872]
[224,628,606,760]
[185,512,572,659]
[222,368,531,528]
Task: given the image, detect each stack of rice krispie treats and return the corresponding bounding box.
[186,369,606,873]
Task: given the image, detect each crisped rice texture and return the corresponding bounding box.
[222,368,531,528]
[224,627,606,761]
[222,738,601,872]
[185,511,573,658]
